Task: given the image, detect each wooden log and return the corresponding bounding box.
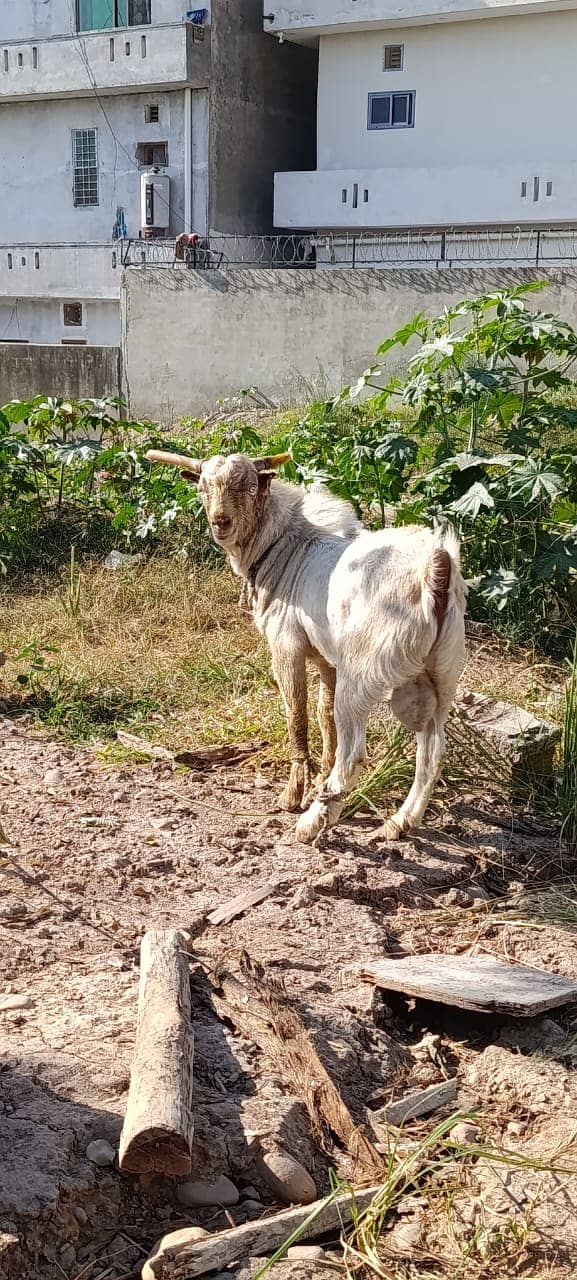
[142,1184,383,1279]
[361,954,577,1017]
[372,1078,458,1128]
[212,952,383,1180]
[118,929,194,1176]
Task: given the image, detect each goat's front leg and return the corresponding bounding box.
[315,659,337,784]
[272,646,311,813]
[296,686,367,844]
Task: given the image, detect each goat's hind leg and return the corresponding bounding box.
[380,712,447,841]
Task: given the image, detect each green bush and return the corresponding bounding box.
[271,283,577,654]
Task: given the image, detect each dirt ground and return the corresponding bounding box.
[1,713,577,1280]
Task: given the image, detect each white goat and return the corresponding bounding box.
[147,449,467,844]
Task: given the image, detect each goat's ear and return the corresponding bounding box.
[257,469,275,492]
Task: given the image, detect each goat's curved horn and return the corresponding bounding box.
[146,449,203,478]
[253,453,292,471]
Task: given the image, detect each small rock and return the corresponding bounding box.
[241,1185,260,1201]
[0,900,27,921]
[259,1150,317,1206]
[0,993,33,1013]
[506,1120,527,1139]
[43,768,66,788]
[60,1245,76,1270]
[85,1139,116,1167]
[456,690,561,781]
[444,887,473,908]
[176,1175,239,1208]
[386,1217,425,1254]
[241,1200,263,1218]
[450,1121,481,1146]
[74,1206,88,1226]
[150,815,176,832]
[287,1246,326,1261]
[290,885,317,909]
[104,550,142,571]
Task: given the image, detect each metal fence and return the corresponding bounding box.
[121,226,577,271]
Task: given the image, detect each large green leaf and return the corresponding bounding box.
[448,481,495,518]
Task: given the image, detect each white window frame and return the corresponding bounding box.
[72,128,99,208]
[383,44,404,71]
[367,91,416,131]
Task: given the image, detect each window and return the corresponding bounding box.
[145,103,159,123]
[63,303,84,327]
[72,129,99,207]
[368,91,415,130]
[61,339,88,346]
[136,141,168,167]
[383,44,403,71]
[76,0,150,31]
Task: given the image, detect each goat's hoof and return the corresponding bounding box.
[279,785,303,813]
[296,801,326,845]
[380,817,405,842]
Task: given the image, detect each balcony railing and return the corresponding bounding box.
[264,0,560,37]
[0,244,121,299]
[0,21,209,101]
[121,227,577,270]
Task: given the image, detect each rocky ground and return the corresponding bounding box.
[1,714,577,1280]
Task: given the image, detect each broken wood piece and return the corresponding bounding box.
[372,1078,458,1128]
[141,1184,383,1279]
[118,929,194,1176]
[208,881,280,926]
[212,952,383,1179]
[361,954,577,1017]
[116,730,267,770]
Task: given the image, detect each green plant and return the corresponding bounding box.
[267,284,577,654]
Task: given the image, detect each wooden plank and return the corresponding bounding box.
[360,954,577,1017]
[118,929,194,1176]
[372,1079,458,1127]
[212,952,383,1179]
[142,1184,383,1279]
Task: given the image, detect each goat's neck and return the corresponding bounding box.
[228,490,293,580]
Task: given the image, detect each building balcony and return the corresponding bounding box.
[0,244,122,300]
[0,22,210,102]
[265,0,577,39]
[274,164,576,231]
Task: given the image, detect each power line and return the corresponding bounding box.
[67,0,189,230]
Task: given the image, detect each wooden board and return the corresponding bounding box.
[142,1184,384,1279]
[360,954,577,1017]
[373,1078,458,1127]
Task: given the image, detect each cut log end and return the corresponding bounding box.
[119,1128,193,1177]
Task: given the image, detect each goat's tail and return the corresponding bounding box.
[420,527,467,640]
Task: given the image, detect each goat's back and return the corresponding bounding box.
[327,524,465,688]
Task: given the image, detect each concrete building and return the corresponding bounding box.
[0,0,316,346]
[269,0,577,249]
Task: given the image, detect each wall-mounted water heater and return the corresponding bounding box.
[140,169,170,238]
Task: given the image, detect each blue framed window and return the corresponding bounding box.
[76,0,150,31]
[368,91,415,130]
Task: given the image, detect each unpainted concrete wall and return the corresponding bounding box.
[209,0,317,234]
[0,344,120,404]
[122,265,577,421]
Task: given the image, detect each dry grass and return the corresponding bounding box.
[0,557,565,774]
[0,558,285,747]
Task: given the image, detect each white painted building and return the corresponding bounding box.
[269,0,577,254]
[0,0,315,347]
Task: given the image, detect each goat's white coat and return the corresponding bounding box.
[164,453,467,843]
